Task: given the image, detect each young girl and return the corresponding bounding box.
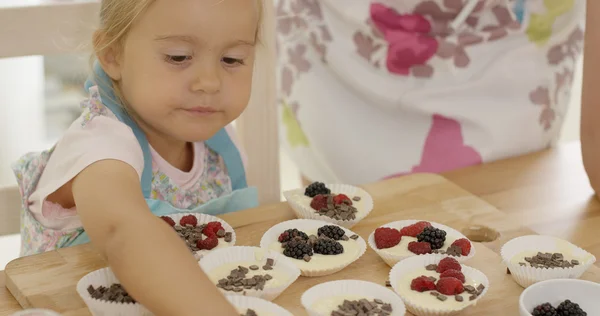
[13,0,262,314]
[276,0,586,184]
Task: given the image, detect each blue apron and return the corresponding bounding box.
[68,62,259,246]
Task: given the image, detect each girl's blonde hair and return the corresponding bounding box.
[92,0,263,105]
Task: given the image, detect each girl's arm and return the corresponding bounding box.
[581,1,600,196]
[71,159,238,316]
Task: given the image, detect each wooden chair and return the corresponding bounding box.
[0,0,280,235]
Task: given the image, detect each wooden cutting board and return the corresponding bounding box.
[5,173,600,316]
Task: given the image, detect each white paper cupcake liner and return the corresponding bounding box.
[162,212,236,260]
[368,220,476,267]
[283,184,374,228]
[259,219,367,277]
[501,235,596,288]
[301,280,407,316]
[9,309,62,316]
[198,246,301,301]
[389,255,489,316]
[76,267,153,316]
[226,294,293,316]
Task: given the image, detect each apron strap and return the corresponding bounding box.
[84,62,154,198]
[205,129,248,191]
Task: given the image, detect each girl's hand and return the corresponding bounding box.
[71,159,239,316]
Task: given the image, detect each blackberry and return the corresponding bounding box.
[304,182,331,197]
[278,229,309,243]
[283,239,313,259]
[557,300,587,316]
[532,303,558,316]
[317,225,346,240]
[313,239,344,255]
[416,226,447,250]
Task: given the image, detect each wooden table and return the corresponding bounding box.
[1,141,599,315]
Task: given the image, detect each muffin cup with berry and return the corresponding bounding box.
[159,212,236,260]
[519,279,600,316]
[389,255,489,316]
[501,235,596,288]
[77,267,153,316]
[227,294,294,316]
[199,246,301,301]
[260,219,367,277]
[283,182,374,228]
[369,220,476,267]
[301,280,406,316]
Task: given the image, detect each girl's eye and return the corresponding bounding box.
[165,55,192,64]
[222,57,245,66]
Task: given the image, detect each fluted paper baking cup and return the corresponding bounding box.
[76,267,153,316]
[226,294,293,316]
[389,255,489,316]
[283,184,374,228]
[162,212,236,260]
[199,246,300,301]
[259,219,367,277]
[501,235,596,288]
[9,309,61,316]
[301,280,406,316]
[369,220,476,267]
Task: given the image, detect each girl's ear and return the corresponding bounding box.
[93,30,122,81]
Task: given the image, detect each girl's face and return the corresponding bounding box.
[105,0,259,143]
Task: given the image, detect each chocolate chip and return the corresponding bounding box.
[430,292,439,297]
[572,260,580,265]
[87,284,136,304]
[350,234,359,240]
[506,268,512,274]
[426,264,438,271]
[437,295,447,301]
[262,265,272,270]
[224,232,233,242]
[374,299,383,304]
[469,294,477,301]
[455,295,464,302]
[240,309,258,316]
[303,254,312,262]
[477,284,485,292]
[264,274,272,280]
[519,262,526,266]
[233,287,243,292]
[216,229,226,238]
[266,258,274,266]
[446,245,463,257]
[353,196,361,201]
[464,285,476,294]
[522,252,578,269]
[342,235,349,241]
[249,265,259,270]
[385,280,391,287]
[428,276,437,282]
[331,298,393,315]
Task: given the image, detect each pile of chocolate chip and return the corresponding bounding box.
[316,195,359,221]
[431,245,463,257]
[331,298,393,316]
[87,284,136,304]
[216,259,275,293]
[175,224,232,253]
[521,252,580,269]
[240,309,258,316]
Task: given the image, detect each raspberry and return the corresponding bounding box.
[399,221,432,237]
[374,227,401,249]
[203,221,223,237]
[436,257,462,273]
[410,276,436,292]
[160,216,176,227]
[179,215,198,227]
[439,269,465,283]
[436,277,464,295]
[196,236,218,250]
[408,241,432,255]
[310,194,328,211]
[451,238,472,256]
[333,194,352,205]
